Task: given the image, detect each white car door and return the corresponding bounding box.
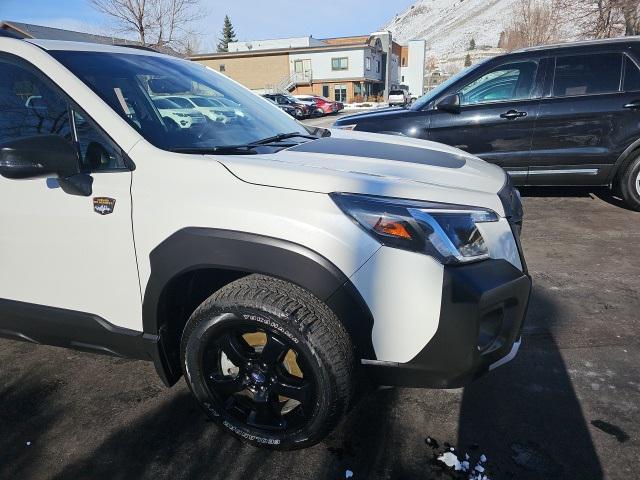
[0,56,142,331]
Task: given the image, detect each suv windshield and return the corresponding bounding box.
[51,51,309,152]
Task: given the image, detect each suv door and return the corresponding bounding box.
[528,51,629,185]
[0,56,141,331]
[427,59,544,183]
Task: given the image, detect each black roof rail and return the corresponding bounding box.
[0,29,25,40]
[113,43,159,53]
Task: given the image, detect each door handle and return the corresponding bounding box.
[624,100,640,109]
[500,110,527,120]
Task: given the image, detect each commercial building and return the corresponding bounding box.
[189,33,426,103]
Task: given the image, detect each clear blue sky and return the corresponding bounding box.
[0,0,416,52]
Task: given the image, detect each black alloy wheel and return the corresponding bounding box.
[181,274,354,449]
[201,320,315,432]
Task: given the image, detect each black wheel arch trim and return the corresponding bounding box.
[609,137,640,184]
[143,228,375,386]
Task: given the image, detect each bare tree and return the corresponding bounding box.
[501,0,564,50]
[558,0,640,38]
[89,0,202,52]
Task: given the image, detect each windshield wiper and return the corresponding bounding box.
[170,146,258,155]
[169,132,320,155]
[249,132,319,145]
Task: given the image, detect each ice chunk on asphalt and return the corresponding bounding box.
[438,451,462,471]
[345,469,353,478]
[480,454,487,462]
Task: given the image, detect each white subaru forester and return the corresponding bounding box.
[0,36,531,449]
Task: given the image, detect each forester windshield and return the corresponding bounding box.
[50,51,309,152]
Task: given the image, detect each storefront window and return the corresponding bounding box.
[334,84,347,102]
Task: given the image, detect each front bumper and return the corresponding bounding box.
[363,259,531,388]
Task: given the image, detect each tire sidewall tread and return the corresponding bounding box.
[180,274,354,450]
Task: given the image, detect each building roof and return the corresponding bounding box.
[189,32,401,61]
[0,20,181,56]
[321,35,370,46]
[190,42,375,61]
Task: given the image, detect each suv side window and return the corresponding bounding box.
[552,53,622,97]
[0,58,72,144]
[0,56,126,173]
[73,110,126,172]
[460,61,538,105]
[624,56,640,92]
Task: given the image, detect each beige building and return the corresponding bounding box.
[190,33,426,103]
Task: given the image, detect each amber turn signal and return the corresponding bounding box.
[373,217,413,240]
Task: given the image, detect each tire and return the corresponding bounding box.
[180,274,354,450]
[294,109,304,119]
[618,153,640,211]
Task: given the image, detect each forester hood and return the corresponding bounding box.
[214,129,508,215]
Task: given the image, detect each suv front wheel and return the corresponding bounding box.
[619,153,640,211]
[180,274,354,449]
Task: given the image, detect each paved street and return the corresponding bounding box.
[1,182,639,478]
[303,110,360,129]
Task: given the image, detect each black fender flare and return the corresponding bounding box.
[608,137,640,184]
[142,228,375,385]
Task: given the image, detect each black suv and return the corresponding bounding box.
[262,93,309,119]
[335,38,640,210]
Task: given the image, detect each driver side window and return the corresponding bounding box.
[0,58,72,144]
[73,110,126,172]
[459,61,538,105]
[0,56,125,174]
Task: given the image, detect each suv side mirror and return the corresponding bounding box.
[0,134,93,196]
[436,93,462,114]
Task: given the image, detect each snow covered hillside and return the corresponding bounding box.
[384,0,521,61]
[384,0,519,55]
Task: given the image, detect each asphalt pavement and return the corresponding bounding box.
[1,142,639,478]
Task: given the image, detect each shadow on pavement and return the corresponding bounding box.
[458,287,603,479]
[46,381,398,480]
[519,185,635,212]
[0,373,65,479]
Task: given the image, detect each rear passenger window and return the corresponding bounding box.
[552,53,622,97]
[624,57,640,92]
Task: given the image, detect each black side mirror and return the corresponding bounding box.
[0,134,93,196]
[436,93,462,114]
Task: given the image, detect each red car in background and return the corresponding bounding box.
[295,95,344,115]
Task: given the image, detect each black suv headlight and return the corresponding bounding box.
[331,193,499,265]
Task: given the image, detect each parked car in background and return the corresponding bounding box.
[388,89,411,107]
[262,93,309,119]
[156,95,235,123]
[293,97,323,117]
[266,98,297,117]
[295,95,344,115]
[0,36,530,450]
[151,97,206,129]
[335,37,640,210]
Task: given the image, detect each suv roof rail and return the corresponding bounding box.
[113,43,159,53]
[513,35,640,53]
[0,29,25,40]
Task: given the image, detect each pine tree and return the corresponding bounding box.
[464,54,472,67]
[217,15,237,52]
[469,38,476,50]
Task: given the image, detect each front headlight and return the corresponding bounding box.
[331,193,499,264]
